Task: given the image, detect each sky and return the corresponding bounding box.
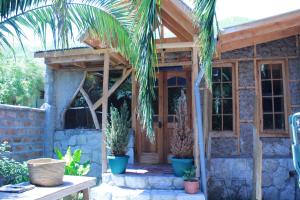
[184,0,300,21]
[10,0,300,53]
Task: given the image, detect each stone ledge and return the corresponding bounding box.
[91,184,205,200]
[102,173,184,190]
[0,104,45,112]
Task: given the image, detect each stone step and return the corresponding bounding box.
[91,184,206,200]
[102,172,184,190]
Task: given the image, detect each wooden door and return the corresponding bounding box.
[136,70,192,164]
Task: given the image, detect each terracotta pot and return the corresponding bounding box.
[184,180,199,194]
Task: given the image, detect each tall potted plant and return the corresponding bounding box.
[171,90,194,177]
[106,102,131,174]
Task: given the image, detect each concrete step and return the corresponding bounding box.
[102,172,184,190]
[91,184,205,200]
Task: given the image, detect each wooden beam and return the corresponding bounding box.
[101,53,109,173]
[93,68,132,110]
[74,62,87,68]
[45,54,104,65]
[157,61,192,67]
[35,48,112,58]
[156,42,194,49]
[219,26,300,52]
[79,87,100,129]
[192,36,200,178]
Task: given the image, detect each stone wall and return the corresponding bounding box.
[53,129,102,178]
[211,35,300,158]
[208,158,299,200]
[0,104,45,161]
[53,129,135,179]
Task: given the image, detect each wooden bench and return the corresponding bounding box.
[0,175,96,200]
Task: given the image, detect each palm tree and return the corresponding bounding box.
[0,0,159,141]
[194,0,217,86]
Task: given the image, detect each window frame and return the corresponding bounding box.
[209,62,237,137]
[257,60,289,136]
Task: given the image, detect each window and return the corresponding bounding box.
[260,62,286,132]
[211,65,234,132]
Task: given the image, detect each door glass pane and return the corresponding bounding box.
[177,77,186,86]
[212,115,222,131]
[262,97,273,112]
[222,68,232,82]
[212,68,221,82]
[223,115,233,130]
[261,64,271,79]
[167,77,176,86]
[222,83,232,97]
[272,64,282,79]
[274,97,284,112]
[212,83,221,98]
[273,80,283,95]
[263,114,273,129]
[223,99,232,114]
[212,99,222,114]
[275,114,285,129]
[262,81,272,96]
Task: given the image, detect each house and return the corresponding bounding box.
[34,1,300,199]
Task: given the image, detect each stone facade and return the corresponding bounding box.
[209,35,300,199]
[208,158,299,200]
[0,104,45,161]
[54,129,102,178]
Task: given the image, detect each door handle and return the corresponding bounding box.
[158,121,163,128]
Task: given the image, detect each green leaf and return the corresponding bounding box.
[64,146,73,165]
[72,149,81,163]
[54,148,63,160]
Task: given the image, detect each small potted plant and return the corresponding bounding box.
[106,102,131,174]
[183,166,199,194]
[171,90,194,177]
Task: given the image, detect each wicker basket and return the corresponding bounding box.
[27,158,66,187]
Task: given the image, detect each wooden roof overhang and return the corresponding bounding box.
[218,9,300,53]
[34,48,129,71]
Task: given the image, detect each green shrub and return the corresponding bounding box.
[55,147,90,176]
[106,102,131,156]
[0,141,28,185]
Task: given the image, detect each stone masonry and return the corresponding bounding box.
[54,129,102,178]
[0,104,45,161]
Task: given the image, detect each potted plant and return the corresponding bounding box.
[106,102,131,174]
[170,90,194,177]
[183,166,199,194]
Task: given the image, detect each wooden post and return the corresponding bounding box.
[252,127,262,200]
[131,70,138,162]
[101,53,109,173]
[192,36,200,177]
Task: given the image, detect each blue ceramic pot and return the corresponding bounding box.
[107,155,129,174]
[171,157,193,177]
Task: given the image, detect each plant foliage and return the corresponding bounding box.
[0,141,29,185]
[183,166,197,181]
[0,0,159,142]
[170,90,193,158]
[55,147,90,176]
[106,102,131,156]
[194,0,217,87]
[0,55,44,106]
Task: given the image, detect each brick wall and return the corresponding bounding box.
[0,104,45,161]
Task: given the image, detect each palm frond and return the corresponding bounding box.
[133,0,160,142]
[194,0,217,88]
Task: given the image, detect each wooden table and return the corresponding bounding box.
[0,176,96,200]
